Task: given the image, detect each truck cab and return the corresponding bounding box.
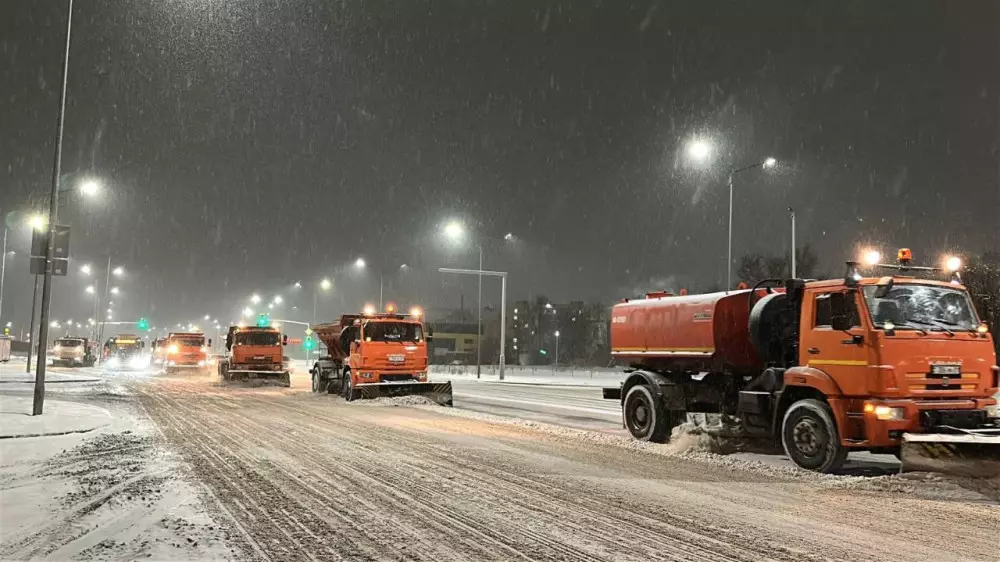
[103,334,147,370]
[219,325,289,386]
[348,314,430,386]
[52,336,96,367]
[790,277,996,456]
[162,332,211,373]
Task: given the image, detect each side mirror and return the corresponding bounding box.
[426,327,434,342]
[282,334,288,346]
[830,292,855,332]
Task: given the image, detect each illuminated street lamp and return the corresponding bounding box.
[85,285,95,294]
[863,250,882,267]
[110,286,120,295]
[686,139,712,162]
[273,295,283,305]
[79,180,101,198]
[354,257,367,269]
[250,294,261,305]
[80,263,92,275]
[112,266,124,277]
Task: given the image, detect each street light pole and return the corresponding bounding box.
[789,207,797,278]
[26,275,39,373]
[476,244,482,379]
[725,158,776,291]
[33,0,75,416]
[440,266,507,381]
[0,227,7,323]
[97,256,112,352]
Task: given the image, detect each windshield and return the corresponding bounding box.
[863,284,980,332]
[55,339,84,347]
[363,321,424,343]
[171,336,205,348]
[109,339,141,349]
[234,332,280,346]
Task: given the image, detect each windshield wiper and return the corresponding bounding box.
[908,318,954,336]
[892,320,928,335]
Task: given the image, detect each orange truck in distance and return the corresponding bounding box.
[604,249,998,476]
[309,306,452,406]
[218,324,290,386]
[161,332,211,373]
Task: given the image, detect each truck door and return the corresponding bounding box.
[800,290,869,396]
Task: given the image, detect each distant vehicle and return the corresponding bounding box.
[162,332,211,374]
[218,324,290,386]
[150,337,168,366]
[52,336,96,367]
[604,248,998,477]
[103,334,148,370]
[0,336,10,363]
[310,305,452,406]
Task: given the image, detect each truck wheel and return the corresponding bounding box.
[280,372,291,388]
[220,363,230,382]
[342,370,357,402]
[312,372,322,392]
[623,385,670,443]
[781,399,848,473]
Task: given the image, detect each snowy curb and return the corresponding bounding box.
[0,396,114,440]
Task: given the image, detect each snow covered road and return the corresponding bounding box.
[2,366,998,561]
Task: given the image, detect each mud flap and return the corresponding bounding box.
[900,432,1000,478]
[355,381,453,406]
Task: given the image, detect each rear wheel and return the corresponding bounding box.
[280,372,291,387]
[781,399,848,473]
[220,362,231,382]
[311,371,324,392]
[623,385,670,443]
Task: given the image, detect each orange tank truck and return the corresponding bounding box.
[604,250,998,475]
[162,332,211,373]
[309,305,452,406]
[218,324,290,387]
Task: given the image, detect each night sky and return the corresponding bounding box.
[2,0,998,335]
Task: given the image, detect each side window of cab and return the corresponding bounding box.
[814,292,861,330]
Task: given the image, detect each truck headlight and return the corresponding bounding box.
[360,372,373,379]
[874,406,905,421]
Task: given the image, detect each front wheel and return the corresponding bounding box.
[781,398,848,473]
[342,370,357,402]
[623,385,670,443]
[312,371,324,392]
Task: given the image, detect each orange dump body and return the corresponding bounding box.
[610,290,765,371]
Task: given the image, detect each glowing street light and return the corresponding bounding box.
[112,266,124,277]
[80,264,92,275]
[242,307,254,317]
[273,295,283,304]
[294,281,302,288]
[27,214,46,231]
[203,314,210,320]
[250,294,261,304]
[319,278,332,291]
[443,220,464,241]
[110,286,120,295]
[79,180,101,197]
[85,285,95,294]
[763,157,777,169]
[686,139,712,162]
[354,257,366,269]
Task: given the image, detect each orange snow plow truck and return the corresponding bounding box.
[604,250,999,477]
[309,307,452,406]
[161,332,211,373]
[218,324,290,387]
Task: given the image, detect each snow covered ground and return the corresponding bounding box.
[0,363,235,560]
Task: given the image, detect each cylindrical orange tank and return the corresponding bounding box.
[610,290,763,372]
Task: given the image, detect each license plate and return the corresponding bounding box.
[930,364,961,375]
[388,354,405,363]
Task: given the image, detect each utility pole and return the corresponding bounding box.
[788,207,797,278]
[33,0,74,416]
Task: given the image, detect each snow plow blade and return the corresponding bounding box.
[900,430,1000,478]
[355,381,453,406]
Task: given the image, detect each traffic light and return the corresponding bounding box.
[256,313,270,328]
[303,336,315,350]
[539,349,548,356]
[137,318,149,331]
